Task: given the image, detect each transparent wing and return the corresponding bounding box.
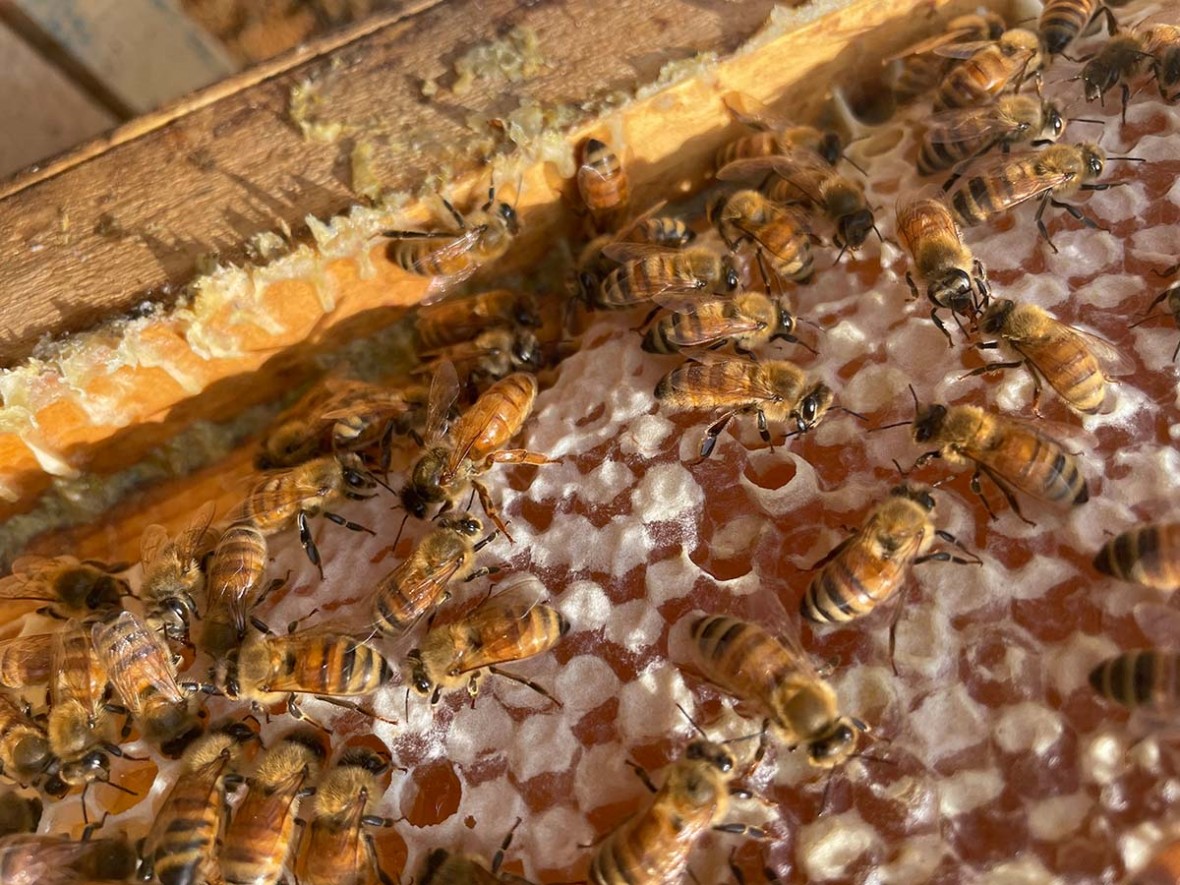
[721,90,785,131]
[932,39,995,59]
[716,151,832,183]
[677,353,783,402]
[92,612,185,713]
[600,241,679,263]
[744,587,825,682]
[923,105,1014,146]
[423,359,461,445]
[139,526,170,569]
[652,300,764,346]
[173,501,218,566]
[883,26,985,61]
[1066,326,1137,378]
[945,151,1067,209]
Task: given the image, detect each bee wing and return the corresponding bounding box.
[0,557,62,602]
[922,106,1013,145]
[139,525,170,569]
[422,359,461,445]
[173,501,218,566]
[1066,326,1138,378]
[946,151,1066,207]
[721,90,785,131]
[883,26,985,61]
[600,241,679,263]
[716,152,828,183]
[92,612,185,713]
[651,300,765,345]
[448,578,555,676]
[932,39,995,59]
[0,634,54,687]
[679,353,782,402]
[744,588,825,682]
[392,555,469,615]
[49,624,99,712]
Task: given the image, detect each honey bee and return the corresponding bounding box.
[717,154,876,253]
[0,556,127,620]
[642,292,804,356]
[384,186,520,285]
[415,289,541,353]
[372,512,497,636]
[216,628,393,720]
[887,12,1008,105]
[690,614,862,768]
[590,243,741,311]
[140,720,256,885]
[228,452,379,577]
[1089,649,1178,713]
[418,820,534,884]
[933,28,1043,111]
[715,91,845,170]
[1142,23,1180,100]
[590,738,768,885]
[943,143,1126,253]
[802,486,981,666]
[970,299,1133,414]
[654,355,835,460]
[1131,270,1180,360]
[707,189,814,286]
[406,575,568,705]
[139,501,218,644]
[418,326,544,390]
[293,746,395,885]
[574,203,697,303]
[0,792,41,837]
[0,693,53,785]
[0,832,137,883]
[900,393,1089,525]
[91,610,200,753]
[0,634,54,690]
[917,96,1067,177]
[200,523,271,657]
[1093,522,1180,592]
[577,137,630,224]
[1039,0,1112,56]
[1079,29,1152,120]
[220,729,324,885]
[400,362,552,538]
[896,195,990,347]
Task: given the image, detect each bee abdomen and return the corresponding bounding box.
[1039,0,1091,54]
[917,135,965,175]
[1089,650,1179,710]
[802,561,891,624]
[1093,523,1180,591]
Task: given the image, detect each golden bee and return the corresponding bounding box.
[943,143,1126,253]
[690,614,862,768]
[717,153,876,253]
[0,832,136,883]
[933,28,1043,111]
[1039,0,1110,56]
[970,298,1132,415]
[577,137,630,223]
[372,512,497,636]
[589,243,740,311]
[228,452,379,576]
[574,203,696,303]
[590,738,767,885]
[895,195,990,346]
[0,693,54,786]
[139,501,218,644]
[384,186,520,285]
[415,289,541,353]
[400,362,552,538]
[0,792,41,838]
[200,523,271,657]
[140,720,256,885]
[715,90,845,170]
[1142,23,1180,100]
[707,189,814,286]
[405,575,568,705]
[802,484,980,629]
[220,729,324,885]
[917,96,1067,177]
[1089,649,1178,713]
[293,746,395,885]
[1093,522,1180,592]
[0,556,127,620]
[418,326,544,391]
[0,634,54,690]
[654,355,835,460]
[91,610,200,753]
[215,628,393,720]
[901,394,1089,524]
[888,12,1008,105]
[642,292,803,356]
[418,820,534,884]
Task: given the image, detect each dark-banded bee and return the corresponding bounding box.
[405,576,568,705]
[802,485,980,630]
[418,326,544,390]
[220,729,324,885]
[707,189,814,286]
[642,292,803,356]
[0,556,127,620]
[1080,28,1153,120]
[655,355,835,459]
[1094,523,1180,592]
[577,137,630,226]
[415,289,541,353]
[1142,23,1180,100]
[384,187,520,287]
[0,693,53,786]
[715,90,845,169]
[895,195,990,346]
[1089,650,1178,713]
[933,28,1043,111]
[917,96,1067,177]
[887,12,1008,105]
[1040,0,1113,56]
[901,394,1089,525]
[690,614,862,768]
[200,523,270,657]
[372,512,497,636]
[589,739,764,885]
[140,721,255,885]
[970,299,1132,415]
[590,244,740,311]
[293,746,395,885]
[139,501,218,644]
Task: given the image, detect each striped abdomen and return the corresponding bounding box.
[758,212,813,280]
[388,235,479,278]
[459,372,537,463]
[715,131,782,171]
[1089,650,1180,712]
[578,138,629,214]
[589,799,692,885]
[654,361,759,412]
[204,524,268,646]
[1094,523,1180,591]
[150,760,228,885]
[936,47,1010,109]
[1018,335,1106,413]
[947,158,1038,227]
[689,615,795,718]
[972,421,1088,505]
[597,256,698,309]
[917,127,978,175]
[803,538,911,624]
[643,301,746,354]
[628,216,693,248]
[221,774,306,885]
[267,634,392,697]
[1039,0,1094,55]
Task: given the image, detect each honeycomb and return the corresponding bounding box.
[10,1,1180,882]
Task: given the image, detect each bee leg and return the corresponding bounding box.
[625,759,659,793]
[695,412,735,462]
[364,831,397,885]
[929,309,955,348]
[486,449,559,467]
[753,718,771,765]
[1034,195,1061,254]
[472,481,514,543]
[968,469,1000,521]
[979,467,1036,527]
[905,272,920,302]
[490,816,523,875]
[285,695,333,734]
[487,666,561,708]
[323,511,377,537]
[297,511,324,580]
[714,822,768,839]
[756,409,773,453]
[960,359,1023,380]
[312,696,398,726]
[886,581,915,676]
[728,849,749,885]
[927,530,984,566]
[1050,196,1107,237]
[1120,84,1131,126]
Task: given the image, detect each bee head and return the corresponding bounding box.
[1161,47,1180,89]
[795,383,834,434]
[339,456,378,499]
[1080,57,1117,103]
[772,301,798,340]
[685,740,735,774]
[980,298,1016,335]
[338,746,391,777]
[60,749,111,786]
[807,718,860,769]
[1081,145,1106,179]
[512,330,543,372]
[405,650,434,698]
[439,513,483,537]
[407,451,448,510]
[912,403,948,443]
[513,294,542,328]
[892,484,936,513]
[930,269,976,316]
[719,256,741,293]
[818,132,843,167]
[838,209,874,250]
[495,201,520,236]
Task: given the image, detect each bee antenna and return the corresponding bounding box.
[369,473,397,496]
[892,458,911,478]
[834,406,867,422]
[104,780,138,796]
[1107,155,1146,162]
[850,752,896,767]
[391,511,411,553]
[869,419,911,433]
[675,702,709,740]
[1071,117,1106,125]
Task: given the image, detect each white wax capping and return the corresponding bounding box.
[509,716,578,780]
[909,684,989,762]
[993,702,1064,756]
[938,769,1005,818]
[603,598,665,650]
[797,810,881,881]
